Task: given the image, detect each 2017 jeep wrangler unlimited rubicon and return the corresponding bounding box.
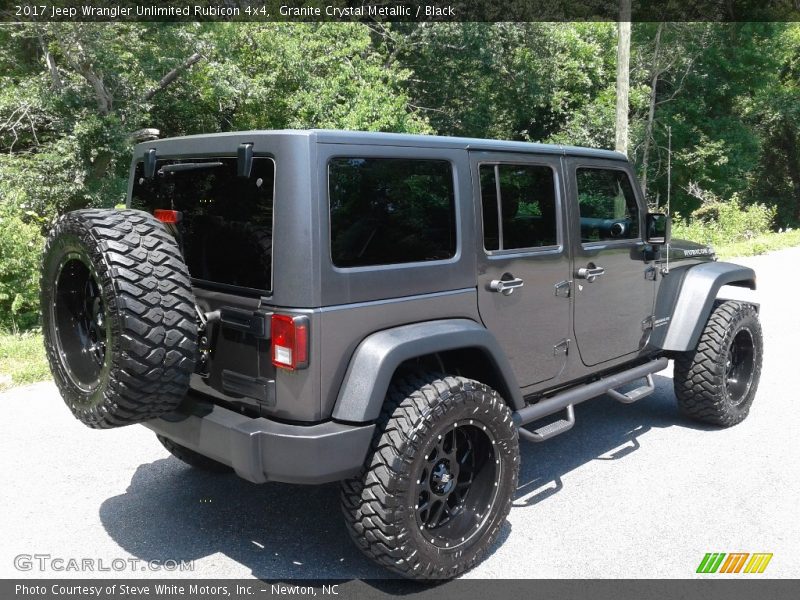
[41,130,762,579]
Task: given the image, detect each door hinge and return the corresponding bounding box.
[642,315,655,331]
[554,338,570,356]
[554,280,572,298]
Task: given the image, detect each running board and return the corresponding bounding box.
[512,358,669,443]
[606,374,656,404]
[518,405,575,443]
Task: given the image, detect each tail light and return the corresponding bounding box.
[154,209,181,224]
[271,314,309,370]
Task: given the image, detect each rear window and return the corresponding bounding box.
[130,157,274,293]
[328,158,456,268]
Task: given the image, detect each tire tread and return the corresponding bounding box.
[41,209,196,429]
[673,300,762,427]
[340,372,519,579]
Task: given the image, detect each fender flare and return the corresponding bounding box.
[660,261,756,352]
[331,319,524,423]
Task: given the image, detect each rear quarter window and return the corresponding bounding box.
[328,158,456,268]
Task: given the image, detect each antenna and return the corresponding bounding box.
[663,125,672,275]
[667,125,671,218]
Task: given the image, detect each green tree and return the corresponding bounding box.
[637,23,782,218]
[749,24,800,225]
[393,22,618,145]
[0,22,429,223]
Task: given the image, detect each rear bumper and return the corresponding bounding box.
[143,404,375,484]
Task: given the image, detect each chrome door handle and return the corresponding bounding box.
[489,277,525,295]
[576,265,605,283]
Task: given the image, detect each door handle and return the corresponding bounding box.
[489,277,525,295]
[576,264,605,283]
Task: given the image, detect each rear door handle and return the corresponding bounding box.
[489,277,525,295]
[576,265,605,283]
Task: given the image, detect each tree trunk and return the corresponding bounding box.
[639,23,664,200]
[84,70,112,115]
[615,0,632,155]
[143,52,203,102]
[57,30,113,116]
[36,31,63,93]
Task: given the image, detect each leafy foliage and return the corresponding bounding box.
[0,22,799,333]
[0,196,44,331]
[672,199,776,248]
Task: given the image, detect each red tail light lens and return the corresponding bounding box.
[271,314,309,370]
[154,209,181,224]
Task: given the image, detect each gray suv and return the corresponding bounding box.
[40,130,762,579]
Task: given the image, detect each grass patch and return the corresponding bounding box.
[0,331,50,391]
[713,229,800,259]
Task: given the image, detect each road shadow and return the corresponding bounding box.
[514,373,715,506]
[100,373,699,580]
[100,462,381,579]
[99,453,510,582]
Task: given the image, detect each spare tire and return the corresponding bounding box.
[40,209,196,429]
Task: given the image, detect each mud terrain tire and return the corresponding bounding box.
[41,209,196,429]
[340,373,519,580]
[673,300,762,427]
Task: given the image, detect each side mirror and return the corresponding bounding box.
[646,212,671,245]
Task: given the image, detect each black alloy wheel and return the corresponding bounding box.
[724,328,756,405]
[51,255,109,393]
[414,420,500,549]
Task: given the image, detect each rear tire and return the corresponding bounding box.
[156,435,232,473]
[40,209,197,429]
[673,300,763,427]
[340,373,519,580]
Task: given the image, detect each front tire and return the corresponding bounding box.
[673,300,763,427]
[340,373,519,580]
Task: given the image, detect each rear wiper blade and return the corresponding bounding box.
[158,161,224,174]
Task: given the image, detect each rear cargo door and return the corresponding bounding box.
[130,154,276,412]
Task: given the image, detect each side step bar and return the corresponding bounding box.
[521,405,575,442]
[513,358,669,443]
[606,374,656,404]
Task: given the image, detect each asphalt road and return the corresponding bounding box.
[1,247,798,582]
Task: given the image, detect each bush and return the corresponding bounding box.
[0,197,44,332]
[672,199,775,248]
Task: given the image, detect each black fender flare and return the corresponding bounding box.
[660,261,756,352]
[331,319,524,423]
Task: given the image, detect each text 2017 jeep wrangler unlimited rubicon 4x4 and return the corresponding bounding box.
[41,130,762,579]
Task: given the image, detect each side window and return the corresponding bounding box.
[576,168,640,242]
[480,164,558,251]
[329,158,456,268]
